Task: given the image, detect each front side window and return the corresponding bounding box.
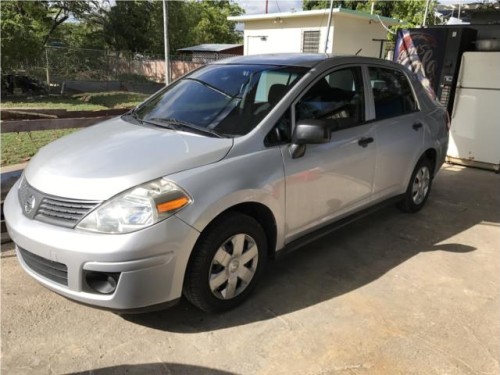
[369,67,418,120]
[131,64,307,137]
[296,67,365,131]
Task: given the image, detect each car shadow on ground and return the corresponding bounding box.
[122,166,498,333]
[69,363,235,375]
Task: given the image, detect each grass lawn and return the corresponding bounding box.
[1,129,79,166]
[1,91,148,167]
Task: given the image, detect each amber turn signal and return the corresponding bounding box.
[157,196,190,213]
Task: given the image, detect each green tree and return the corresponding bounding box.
[64,0,244,55]
[1,0,244,71]
[42,1,100,45]
[303,0,366,11]
[302,0,438,28]
[102,0,154,53]
[0,1,47,68]
[102,0,244,55]
[148,1,199,56]
[1,1,100,69]
[54,22,107,51]
[390,0,438,28]
[191,0,244,46]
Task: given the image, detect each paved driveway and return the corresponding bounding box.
[1,165,499,374]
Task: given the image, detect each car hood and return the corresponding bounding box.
[24,117,233,200]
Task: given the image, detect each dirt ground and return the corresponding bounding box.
[1,164,499,375]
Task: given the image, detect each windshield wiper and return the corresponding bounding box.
[144,118,225,138]
[185,78,233,98]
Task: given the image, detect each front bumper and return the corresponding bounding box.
[4,181,200,311]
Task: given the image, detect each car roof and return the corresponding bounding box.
[213,53,402,69]
[213,53,329,67]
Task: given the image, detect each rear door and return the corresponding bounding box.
[367,65,424,200]
[282,66,377,242]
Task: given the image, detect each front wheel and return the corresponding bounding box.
[398,157,433,213]
[183,212,267,313]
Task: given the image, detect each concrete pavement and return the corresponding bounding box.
[1,164,499,374]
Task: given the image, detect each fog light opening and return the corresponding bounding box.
[85,271,120,295]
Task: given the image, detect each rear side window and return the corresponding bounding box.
[369,67,418,120]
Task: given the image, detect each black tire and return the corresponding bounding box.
[183,212,268,313]
[398,157,434,213]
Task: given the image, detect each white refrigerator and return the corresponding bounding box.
[447,51,500,172]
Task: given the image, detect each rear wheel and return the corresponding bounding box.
[398,157,433,213]
[183,212,267,313]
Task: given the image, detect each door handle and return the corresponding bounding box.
[412,122,423,131]
[358,137,374,148]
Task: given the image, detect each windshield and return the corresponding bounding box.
[131,64,308,137]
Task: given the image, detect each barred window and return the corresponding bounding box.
[302,31,320,53]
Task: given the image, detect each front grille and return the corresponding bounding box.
[18,247,68,286]
[18,177,100,228]
[36,197,99,228]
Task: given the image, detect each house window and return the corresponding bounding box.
[302,31,320,53]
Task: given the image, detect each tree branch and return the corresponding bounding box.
[42,7,69,46]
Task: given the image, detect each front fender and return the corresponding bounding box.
[171,148,286,251]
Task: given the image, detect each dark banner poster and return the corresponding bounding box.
[394,29,447,99]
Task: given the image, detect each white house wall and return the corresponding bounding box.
[241,14,391,58]
[243,15,334,55]
[331,15,389,57]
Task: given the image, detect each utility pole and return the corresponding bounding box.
[163,0,170,85]
[324,0,334,53]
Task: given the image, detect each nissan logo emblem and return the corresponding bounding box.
[24,195,36,214]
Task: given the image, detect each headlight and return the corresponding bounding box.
[77,178,191,234]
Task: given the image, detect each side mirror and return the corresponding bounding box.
[292,119,331,145]
[290,120,331,159]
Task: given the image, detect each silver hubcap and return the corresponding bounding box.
[209,234,259,300]
[412,166,430,205]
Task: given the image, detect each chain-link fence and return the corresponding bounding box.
[2,46,240,95]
